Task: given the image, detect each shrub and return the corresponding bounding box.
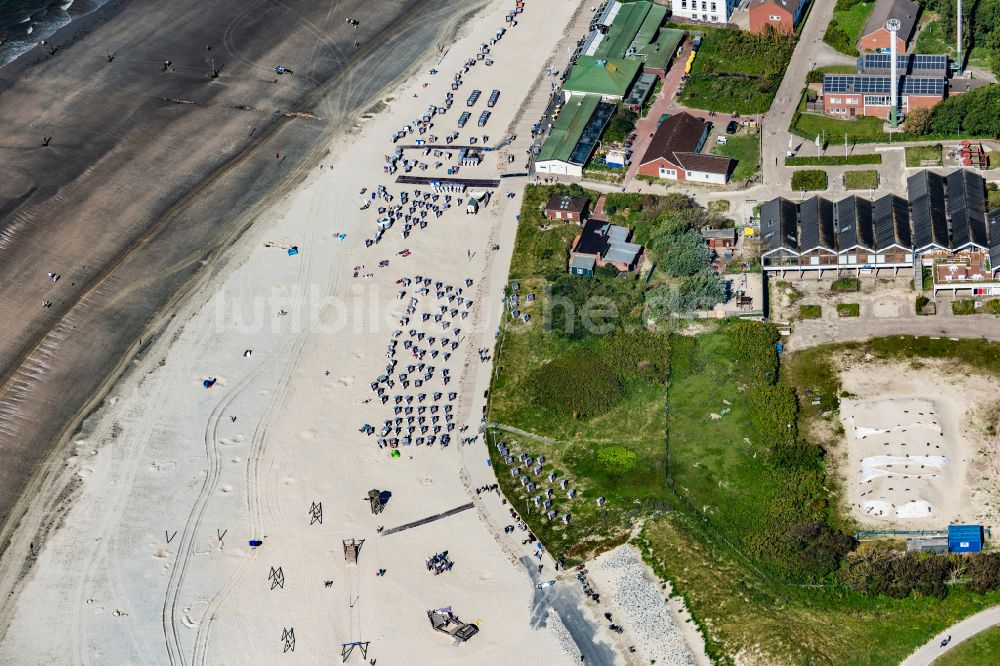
[832,277,861,292]
[788,523,857,576]
[823,23,853,55]
[653,229,713,277]
[985,299,1000,315]
[791,170,828,191]
[800,304,822,319]
[952,299,977,315]
[724,320,780,382]
[528,354,624,416]
[596,445,639,476]
[964,553,1000,594]
[603,193,644,215]
[786,154,881,166]
[915,294,930,314]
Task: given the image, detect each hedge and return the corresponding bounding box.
[785,154,881,166]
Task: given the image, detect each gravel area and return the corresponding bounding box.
[592,545,699,666]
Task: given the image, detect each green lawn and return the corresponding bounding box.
[787,154,881,166]
[905,144,944,167]
[935,625,1000,665]
[833,277,861,293]
[843,169,879,190]
[800,304,822,319]
[837,303,861,317]
[986,299,1000,315]
[677,28,796,114]
[823,1,876,55]
[711,134,760,182]
[794,110,886,141]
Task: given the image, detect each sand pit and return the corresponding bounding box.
[840,360,997,528]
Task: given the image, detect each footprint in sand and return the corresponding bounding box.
[282,477,295,486]
[230,457,242,464]
[152,460,176,472]
[182,601,208,629]
[232,434,245,443]
[220,484,234,494]
[153,550,170,559]
[338,376,354,386]
[416,476,433,487]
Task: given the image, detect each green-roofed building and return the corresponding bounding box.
[563,56,642,100]
[628,27,685,75]
[579,1,684,80]
[535,95,616,177]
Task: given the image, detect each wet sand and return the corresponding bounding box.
[0,0,475,538]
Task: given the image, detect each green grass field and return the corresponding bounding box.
[640,517,1000,666]
[905,144,944,167]
[677,28,796,114]
[952,299,977,315]
[837,303,861,317]
[794,111,886,140]
[711,134,760,182]
[936,625,1000,665]
[823,1,876,55]
[844,169,879,190]
[800,304,822,319]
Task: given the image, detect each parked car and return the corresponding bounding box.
[725,120,739,135]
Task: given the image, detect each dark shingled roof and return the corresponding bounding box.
[798,196,836,252]
[574,218,611,256]
[760,197,799,254]
[835,196,875,250]
[545,194,589,215]
[862,0,920,44]
[638,112,706,167]
[908,171,949,250]
[946,170,989,250]
[672,152,734,176]
[989,209,1000,275]
[872,194,911,249]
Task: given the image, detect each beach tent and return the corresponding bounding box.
[202,378,217,389]
[287,246,299,256]
[390,450,401,458]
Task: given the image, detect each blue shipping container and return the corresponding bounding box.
[948,524,983,553]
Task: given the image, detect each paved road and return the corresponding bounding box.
[759,0,839,188]
[899,606,1000,666]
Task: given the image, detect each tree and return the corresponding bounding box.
[652,229,712,277]
[788,523,856,576]
[903,107,933,135]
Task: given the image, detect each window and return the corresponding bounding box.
[905,253,914,262]
[681,0,687,8]
[864,95,890,106]
[846,97,858,105]
[810,256,820,265]
[867,254,876,264]
[710,15,718,21]
[847,255,858,265]
[831,97,842,104]
[659,166,677,179]
[701,1,707,9]
[770,15,781,20]
[838,255,848,265]
[711,2,717,10]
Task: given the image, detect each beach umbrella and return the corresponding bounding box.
[390,450,401,458]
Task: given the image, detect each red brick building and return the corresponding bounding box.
[544,194,589,223]
[821,74,943,120]
[636,112,733,184]
[858,0,919,53]
[748,0,808,34]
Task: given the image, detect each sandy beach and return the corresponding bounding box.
[0,0,691,663]
[0,0,468,534]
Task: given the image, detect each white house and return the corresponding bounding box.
[670,0,736,24]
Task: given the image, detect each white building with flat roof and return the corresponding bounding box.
[670,0,736,24]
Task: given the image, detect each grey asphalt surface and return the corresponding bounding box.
[522,556,616,666]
